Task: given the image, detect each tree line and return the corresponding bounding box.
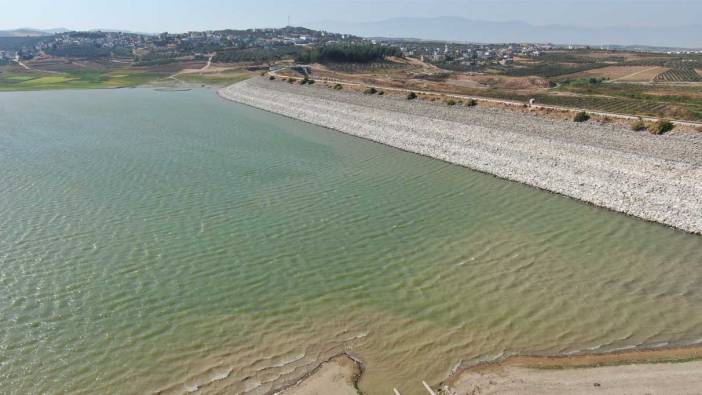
[213,46,303,63]
[45,44,114,58]
[296,44,401,64]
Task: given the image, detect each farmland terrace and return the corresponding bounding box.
[2,28,702,123]
[275,47,702,123]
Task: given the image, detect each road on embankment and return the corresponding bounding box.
[269,68,702,128]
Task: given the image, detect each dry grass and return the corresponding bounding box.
[576,51,651,61]
[563,66,669,82]
[177,70,253,86]
[453,74,550,89]
[648,119,675,135]
[26,58,109,72]
[630,118,647,131]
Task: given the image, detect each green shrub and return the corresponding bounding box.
[446,99,457,106]
[333,83,343,90]
[378,90,384,95]
[363,87,378,95]
[295,43,401,64]
[573,111,590,122]
[465,99,477,107]
[269,75,276,80]
[407,91,417,100]
[648,119,674,135]
[630,118,646,131]
[287,78,295,84]
[307,79,315,85]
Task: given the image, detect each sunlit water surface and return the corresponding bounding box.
[1,89,701,395]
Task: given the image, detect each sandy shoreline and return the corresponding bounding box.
[444,346,702,394]
[277,354,363,395]
[219,77,702,234]
[217,78,702,393]
[448,360,702,394]
[274,348,702,395]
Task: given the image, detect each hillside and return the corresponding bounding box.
[306,17,702,49]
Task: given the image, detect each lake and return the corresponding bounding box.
[1,88,701,395]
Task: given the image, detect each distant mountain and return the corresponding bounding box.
[88,28,155,36]
[305,17,702,49]
[0,28,69,37]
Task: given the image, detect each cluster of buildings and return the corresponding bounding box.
[50,31,142,50]
[7,27,363,61]
[395,42,551,67]
[4,31,146,60]
[2,26,564,70]
[2,27,580,72]
[170,27,356,49]
[0,50,19,64]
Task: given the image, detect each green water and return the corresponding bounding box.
[1,89,701,395]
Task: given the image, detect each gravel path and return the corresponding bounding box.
[220,78,702,234]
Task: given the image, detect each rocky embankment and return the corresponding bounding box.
[220,78,702,234]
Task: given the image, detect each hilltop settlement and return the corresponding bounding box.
[3,23,702,395]
[2,26,702,123]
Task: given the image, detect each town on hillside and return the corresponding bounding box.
[2,26,702,123]
[0,27,570,67]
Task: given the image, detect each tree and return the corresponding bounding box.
[573,112,590,122]
[297,44,401,64]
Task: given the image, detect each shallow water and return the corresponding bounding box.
[1,88,701,395]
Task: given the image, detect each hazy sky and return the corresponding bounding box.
[1,0,700,32]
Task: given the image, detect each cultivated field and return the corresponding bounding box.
[3,47,702,123]
[0,64,164,91]
[272,52,702,122]
[175,70,253,86]
[563,66,670,82]
[0,56,259,91]
[654,68,702,82]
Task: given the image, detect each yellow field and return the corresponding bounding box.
[4,75,35,81]
[0,66,166,91]
[564,66,669,82]
[19,76,75,85]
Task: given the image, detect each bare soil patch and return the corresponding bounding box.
[280,355,361,395]
[446,347,702,395]
[564,66,669,82]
